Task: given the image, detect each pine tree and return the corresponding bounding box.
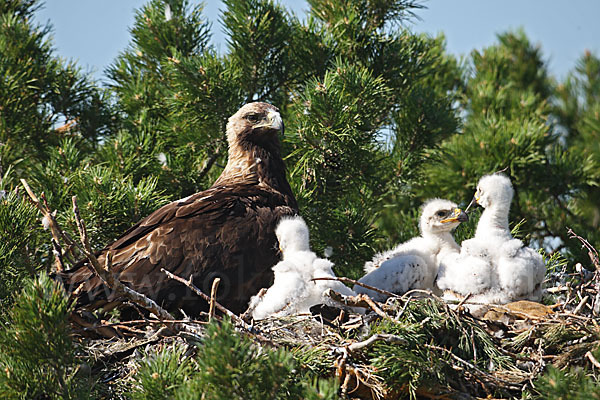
[554,51,600,259]
[0,190,38,304]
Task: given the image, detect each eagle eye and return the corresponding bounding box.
[245,113,261,123]
[436,211,447,217]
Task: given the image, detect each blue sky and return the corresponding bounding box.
[35,1,599,84]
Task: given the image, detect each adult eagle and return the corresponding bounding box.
[59,102,298,315]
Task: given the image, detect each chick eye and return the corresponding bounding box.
[245,114,260,123]
[436,211,446,217]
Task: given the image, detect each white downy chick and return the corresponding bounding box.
[250,216,356,319]
[355,199,468,302]
[437,173,546,306]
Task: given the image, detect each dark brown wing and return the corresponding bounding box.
[60,183,297,315]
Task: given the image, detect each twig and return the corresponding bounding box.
[324,288,374,309]
[586,351,600,369]
[358,294,392,320]
[51,239,65,272]
[82,319,207,330]
[71,196,175,323]
[568,227,600,271]
[161,268,254,332]
[573,295,589,315]
[209,277,221,323]
[20,179,78,266]
[334,347,349,392]
[312,276,401,298]
[457,293,472,308]
[197,140,224,183]
[340,370,352,397]
[401,288,446,304]
[347,333,408,352]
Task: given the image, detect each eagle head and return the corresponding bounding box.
[276,216,310,253]
[471,173,513,210]
[226,102,283,148]
[420,198,468,234]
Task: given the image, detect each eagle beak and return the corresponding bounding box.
[441,208,469,224]
[465,196,479,213]
[256,110,283,132]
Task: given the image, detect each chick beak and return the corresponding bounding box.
[465,196,478,213]
[441,208,469,224]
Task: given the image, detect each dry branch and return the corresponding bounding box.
[586,351,600,369]
[161,268,254,332]
[209,277,221,323]
[347,333,408,352]
[312,276,400,298]
[21,179,78,269]
[325,288,379,309]
[568,227,600,271]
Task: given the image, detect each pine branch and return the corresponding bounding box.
[196,139,225,183]
[424,343,524,391]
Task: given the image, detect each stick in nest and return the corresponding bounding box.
[161,268,255,332]
[586,351,600,369]
[209,277,221,323]
[312,276,401,299]
[347,333,408,352]
[324,289,392,319]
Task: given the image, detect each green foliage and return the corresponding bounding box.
[531,366,600,399]
[0,274,91,399]
[222,0,296,105]
[130,344,193,400]
[368,298,509,398]
[0,190,40,304]
[108,0,211,121]
[554,51,600,260]
[130,319,339,400]
[287,61,392,273]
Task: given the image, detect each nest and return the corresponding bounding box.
[73,264,600,399]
